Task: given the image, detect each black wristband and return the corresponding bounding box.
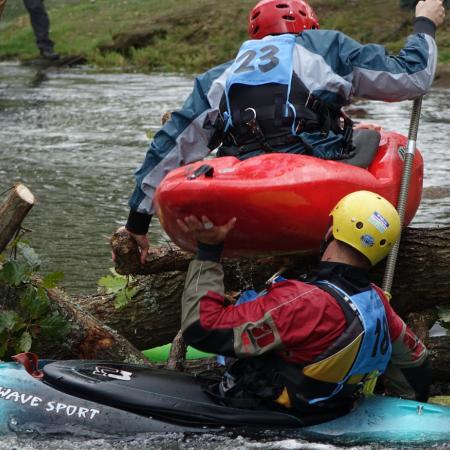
[413,16,437,38]
[197,241,224,262]
[126,210,152,235]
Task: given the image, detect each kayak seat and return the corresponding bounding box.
[42,360,304,428]
[345,129,381,168]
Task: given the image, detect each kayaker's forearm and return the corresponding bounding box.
[390,322,429,368]
[181,250,287,358]
[181,258,226,334]
[181,257,237,356]
[349,33,437,101]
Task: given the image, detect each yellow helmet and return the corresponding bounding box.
[329,191,401,266]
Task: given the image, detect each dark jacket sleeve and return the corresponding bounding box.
[127,61,232,226]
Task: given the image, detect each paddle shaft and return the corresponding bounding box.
[364,97,423,396]
[382,96,423,293]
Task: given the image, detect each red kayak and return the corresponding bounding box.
[154,131,423,256]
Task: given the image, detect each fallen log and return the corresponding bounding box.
[0,184,150,364]
[428,335,450,382]
[0,277,151,364]
[110,225,449,308]
[0,184,35,253]
[44,286,152,364]
[76,270,188,350]
[76,226,450,351]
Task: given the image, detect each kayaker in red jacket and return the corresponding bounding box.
[123,0,445,265]
[178,191,431,422]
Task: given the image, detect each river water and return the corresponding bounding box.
[0,62,449,294]
[0,63,449,449]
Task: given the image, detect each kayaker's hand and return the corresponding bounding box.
[177,215,237,246]
[416,0,445,27]
[112,226,150,265]
[354,122,382,132]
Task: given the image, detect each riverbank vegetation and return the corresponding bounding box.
[0,0,449,73]
[0,239,68,359]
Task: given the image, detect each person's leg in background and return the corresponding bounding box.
[23,0,59,60]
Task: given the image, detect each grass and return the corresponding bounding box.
[0,0,449,72]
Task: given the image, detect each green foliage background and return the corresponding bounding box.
[0,0,449,73]
[0,240,69,359]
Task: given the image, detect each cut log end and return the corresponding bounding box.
[0,183,36,253]
[15,183,35,205]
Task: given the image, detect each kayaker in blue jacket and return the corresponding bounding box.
[177,191,431,419]
[123,0,445,263]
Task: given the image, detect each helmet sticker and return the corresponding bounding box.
[360,234,375,247]
[368,211,389,233]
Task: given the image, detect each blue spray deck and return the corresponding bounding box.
[1,360,449,445]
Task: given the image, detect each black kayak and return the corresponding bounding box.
[1,359,450,445]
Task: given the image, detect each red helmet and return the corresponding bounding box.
[248,0,320,39]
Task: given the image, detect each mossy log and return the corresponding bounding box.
[0,183,150,364]
[428,336,450,382]
[0,282,151,364]
[76,227,450,350]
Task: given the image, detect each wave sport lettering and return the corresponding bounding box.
[0,387,42,406]
[0,386,100,420]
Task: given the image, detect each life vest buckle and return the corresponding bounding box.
[242,107,274,153]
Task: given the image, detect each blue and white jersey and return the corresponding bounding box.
[128,18,437,222]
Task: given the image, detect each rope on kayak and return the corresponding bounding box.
[382,96,423,294]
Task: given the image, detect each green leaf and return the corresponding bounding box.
[114,290,129,309]
[37,286,50,302]
[41,271,64,289]
[40,315,70,339]
[98,274,128,294]
[18,331,32,352]
[20,285,49,319]
[126,286,138,300]
[0,260,32,286]
[12,317,26,333]
[17,243,41,268]
[0,311,20,332]
[113,286,138,309]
